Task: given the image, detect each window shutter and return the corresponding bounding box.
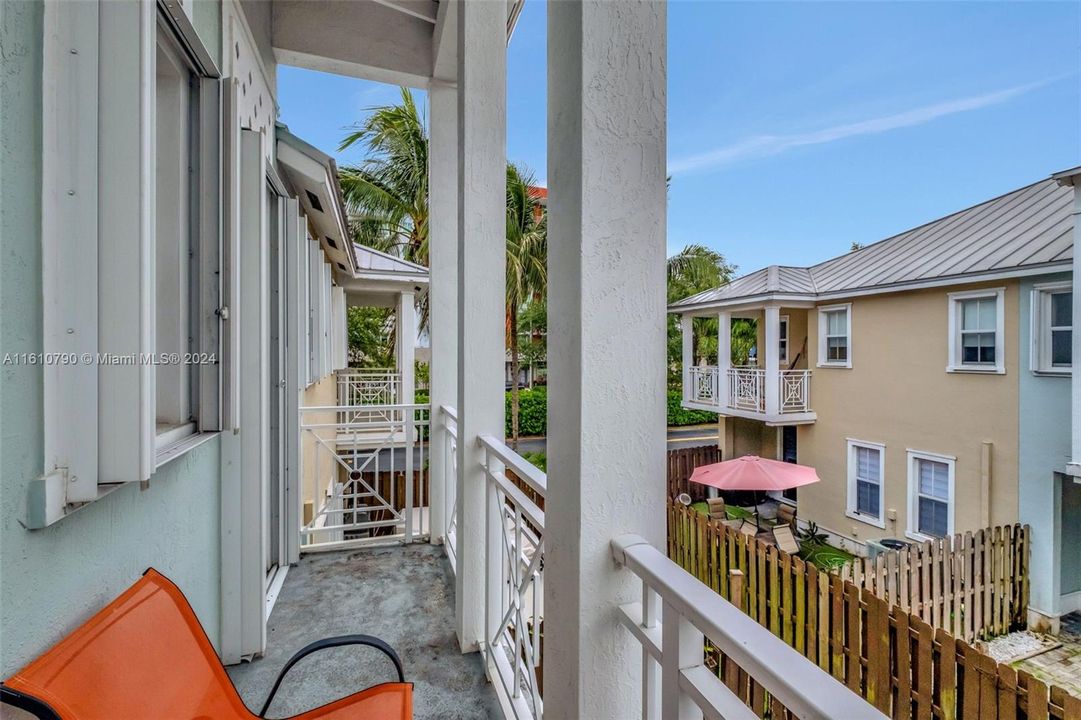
[309,240,324,380]
[97,0,155,485]
[322,262,332,377]
[332,287,347,370]
[221,79,242,430]
[41,0,100,502]
[196,76,223,431]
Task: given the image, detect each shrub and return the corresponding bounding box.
[666,391,717,426]
[507,386,547,437]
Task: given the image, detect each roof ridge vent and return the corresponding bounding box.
[766,265,780,292]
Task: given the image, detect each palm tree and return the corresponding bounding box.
[506,164,547,449]
[338,87,429,264]
[666,244,737,383]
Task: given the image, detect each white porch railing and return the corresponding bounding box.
[441,405,459,575]
[299,403,429,551]
[336,369,402,425]
[612,535,887,720]
[689,365,719,405]
[778,369,811,414]
[727,367,765,412]
[479,434,545,720]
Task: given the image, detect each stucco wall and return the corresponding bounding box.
[796,281,1021,549]
[1018,273,1075,617]
[301,373,338,524]
[0,2,222,676]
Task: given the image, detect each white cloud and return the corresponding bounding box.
[668,78,1058,176]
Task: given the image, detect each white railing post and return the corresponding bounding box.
[642,583,662,720]
[717,311,731,408]
[662,600,704,720]
[484,447,503,656]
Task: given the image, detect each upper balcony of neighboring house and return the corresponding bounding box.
[672,266,819,425]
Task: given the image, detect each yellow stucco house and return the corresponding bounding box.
[671,173,1081,628]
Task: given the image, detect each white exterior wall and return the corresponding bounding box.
[545,2,668,717]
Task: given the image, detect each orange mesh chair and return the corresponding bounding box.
[0,569,412,720]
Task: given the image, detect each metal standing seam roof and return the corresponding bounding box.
[672,178,1074,310]
[352,242,430,277]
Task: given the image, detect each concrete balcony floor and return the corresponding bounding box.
[227,544,500,719]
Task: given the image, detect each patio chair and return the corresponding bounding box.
[706,497,726,520]
[776,503,797,529]
[0,569,412,720]
[738,520,759,538]
[773,525,801,555]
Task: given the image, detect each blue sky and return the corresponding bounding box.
[278,1,1081,276]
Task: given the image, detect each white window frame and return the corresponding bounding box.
[1030,281,1072,376]
[845,439,885,529]
[905,449,956,542]
[817,303,852,369]
[779,314,790,365]
[947,288,1005,374]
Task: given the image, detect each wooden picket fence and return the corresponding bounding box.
[668,502,1080,720]
[839,526,1029,642]
[667,444,722,501]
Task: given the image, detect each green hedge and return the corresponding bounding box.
[667,391,718,426]
[420,387,714,436]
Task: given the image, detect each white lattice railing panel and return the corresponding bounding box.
[336,370,402,425]
[779,369,811,413]
[441,405,459,575]
[727,367,765,412]
[689,365,719,405]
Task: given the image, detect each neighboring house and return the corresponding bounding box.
[671,174,1079,631]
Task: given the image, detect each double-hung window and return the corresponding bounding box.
[846,440,884,528]
[1031,282,1072,374]
[779,315,790,365]
[818,304,851,368]
[907,451,954,540]
[947,288,1004,373]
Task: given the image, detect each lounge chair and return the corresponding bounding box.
[738,520,759,538]
[776,503,797,529]
[706,497,726,520]
[773,525,801,555]
[1,569,412,720]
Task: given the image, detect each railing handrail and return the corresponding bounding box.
[478,433,547,498]
[440,404,458,421]
[338,368,400,375]
[612,534,887,720]
[300,403,431,413]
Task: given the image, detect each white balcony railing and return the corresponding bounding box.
[778,369,811,414]
[689,365,719,404]
[479,434,546,720]
[688,367,813,416]
[612,535,887,720]
[299,403,429,551]
[336,369,402,425]
[441,405,459,575]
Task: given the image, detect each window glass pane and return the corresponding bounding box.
[961,331,995,364]
[827,336,847,361]
[918,459,948,499]
[978,297,996,329]
[857,480,879,517]
[962,299,978,330]
[1052,292,1072,327]
[1052,329,1072,366]
[918,497,948,537]
[827,309,846,335]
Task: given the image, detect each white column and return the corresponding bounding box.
[680,314,692,402]
[717,311,731,410]
[546,2,667,717]
[1070,183,1081,475]
[764,305,780,417]
[398,291,416,541]
[428,81,459,544]
[455,0,505,653]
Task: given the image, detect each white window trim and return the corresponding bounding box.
[817,303,852,369]
[1030,281,1072,376]
[946,288,1005,374]
[779,314,790,365]
[845,439,885,529]
[905,449,956,542]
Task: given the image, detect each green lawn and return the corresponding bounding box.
[690,501,752,520]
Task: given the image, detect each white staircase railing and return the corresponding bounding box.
[612,535,887,720]
[479,434,545,720]
[299,403,429,551]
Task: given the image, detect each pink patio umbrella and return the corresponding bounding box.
[689,455,820,526]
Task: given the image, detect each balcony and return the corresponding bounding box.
[687,366,816,424]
